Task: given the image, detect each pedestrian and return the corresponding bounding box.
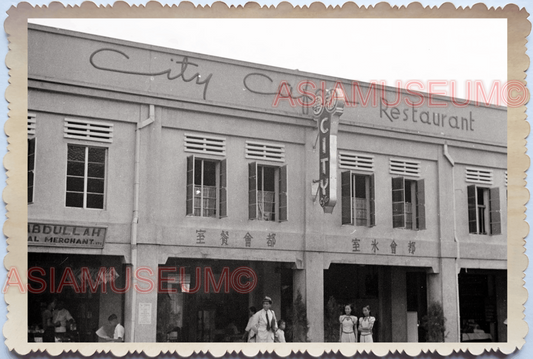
[275,319,286,343]
[249,296,278,342]
[339,304,357,342]
[52,301,75,341]
[96,314,125,342]
[41,300,55,343]
[243,306,257,342]
[358,305,376,343]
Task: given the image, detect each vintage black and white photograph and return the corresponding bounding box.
[4,3,528,356]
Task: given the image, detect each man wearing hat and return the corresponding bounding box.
[249,296,278,342]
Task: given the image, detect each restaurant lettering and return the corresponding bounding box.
[380,98,475,132]
[27,223,106,249]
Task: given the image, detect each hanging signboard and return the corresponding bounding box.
[313,88,345,213]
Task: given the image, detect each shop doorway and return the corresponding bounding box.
[459,269,507,342]
[323,264,381,342]
[27,253,125,343]
[156,258,293,342]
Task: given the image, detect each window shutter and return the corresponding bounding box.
[279,165,288,222]
[369,174,376,226]
[416,179,426,230]
[392,177,405,228]
[186,155,195,216]
[248,162,257,220]
[467,185,478,233]
[490,187,501,235]
[28,138,36,203]
[341,171,352,225]
[219,159,227,218]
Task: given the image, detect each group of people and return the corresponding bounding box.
[40,299,76,342]
[40,298,124,342]
[339,304,376,343]
[242,296,286,343]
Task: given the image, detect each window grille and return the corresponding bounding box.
[466,167,493,185]
[339,152,374,171]
[185,133,226,156]
[245,141,285,162]
[64,118,113,143]
[389,158,420,177]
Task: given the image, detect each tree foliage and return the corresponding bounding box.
[421,302,447,342]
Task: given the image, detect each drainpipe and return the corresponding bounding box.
[443,143,461,340]
[129,104,155,341]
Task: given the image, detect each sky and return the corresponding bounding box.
[28,18,507,103]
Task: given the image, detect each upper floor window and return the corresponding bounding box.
[66,144,106,209]
[28,113,36,204]
[248,162,287,222]
[392,177,426,230]
[341,172,375,226]
[186,155,227,218]
[467,185,501,235]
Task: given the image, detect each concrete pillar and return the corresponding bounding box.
[293,251,324,342]
[390,268,407,342]
[123,264,134,342]
[131,244,160,342]
[427,259,459,342]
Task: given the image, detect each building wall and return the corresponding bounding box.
[27,24,507,343]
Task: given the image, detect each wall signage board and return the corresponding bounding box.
[27,223,106,249]
[313,88,345,213]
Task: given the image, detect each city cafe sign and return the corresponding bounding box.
[314,89,346,213]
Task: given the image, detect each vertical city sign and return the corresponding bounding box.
[313,88,345,213]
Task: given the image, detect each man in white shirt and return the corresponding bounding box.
[108,314,125,342]
[52,301,74,334]
[249,296,278,343]
[96,314,124,342]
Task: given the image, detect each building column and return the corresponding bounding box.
[293,251,324,342]
[130,244,160,342]
[427,258,460,342]
[390,268,407,342]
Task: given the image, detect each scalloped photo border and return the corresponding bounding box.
[3,1,530,357]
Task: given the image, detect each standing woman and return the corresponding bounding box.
[358,305,376,343]
[339,304,358,342]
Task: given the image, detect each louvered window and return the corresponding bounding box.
[186,155,227,218]
[64,118,113,143]
[389,158,420,177]
[248,162,287,222]
[245,141,285,162]
[466,167,493,185]
[339,152,374,171]
[392,177,426,230]
[341,172,375,226]
[467,185,501,235]
[185,133,226,156]
[28,113,36,137]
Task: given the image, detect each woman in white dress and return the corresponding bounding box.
[358,305,376,343]
[339,304,357,342]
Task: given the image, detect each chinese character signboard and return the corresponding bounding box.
[313,88,345,213]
